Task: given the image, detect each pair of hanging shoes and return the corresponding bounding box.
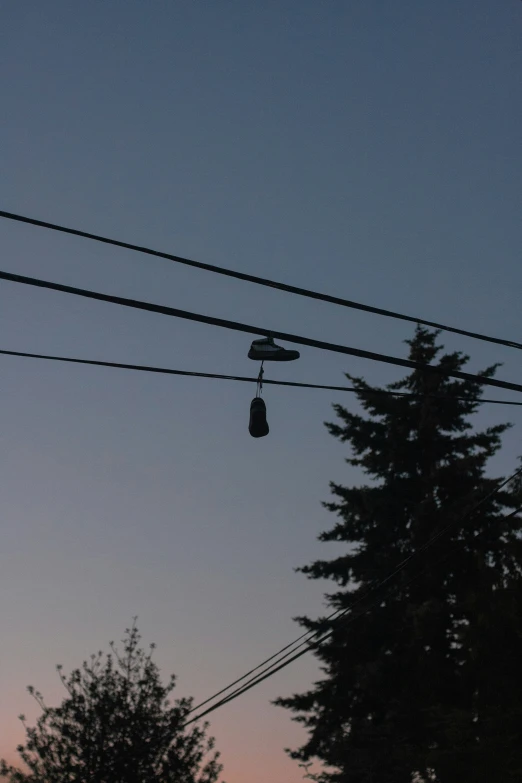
[248,337,299,437]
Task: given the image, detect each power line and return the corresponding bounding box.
[2,268,522,395]
[187,493,522,725]
[1,208,521,353]
[2,348,522,406]
[204,485,520,715]
[185,468,522,725]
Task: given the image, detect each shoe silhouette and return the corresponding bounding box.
[248,337,300,362]
[249,396,269,438]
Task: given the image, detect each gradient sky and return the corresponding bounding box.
[1,2,521,782]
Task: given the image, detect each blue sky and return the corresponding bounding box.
[1,2,521,781]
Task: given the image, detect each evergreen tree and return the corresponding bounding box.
[1,622,224,783]
[276,328,522,783]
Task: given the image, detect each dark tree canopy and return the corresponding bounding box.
[1,622,224,783]
[277,328,522,783]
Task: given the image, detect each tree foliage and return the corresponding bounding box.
[277,328,522,783]
[1,622,224,783]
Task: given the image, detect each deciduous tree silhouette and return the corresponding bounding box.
[1,621,224,783]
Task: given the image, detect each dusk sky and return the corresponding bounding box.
[1,2,521,782]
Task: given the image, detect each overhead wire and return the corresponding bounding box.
[2,348,522,406]
[1,209,521,352]
[184,467,522,725]
[2,269,522,395]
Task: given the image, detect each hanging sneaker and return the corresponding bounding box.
[249,397,269,438]
[248,337,300,362]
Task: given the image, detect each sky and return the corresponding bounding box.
[0,1,521,781]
